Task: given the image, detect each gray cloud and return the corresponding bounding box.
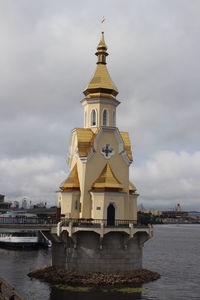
[132,150,200,211]
[0,155,66,205]
[0,0,199,209]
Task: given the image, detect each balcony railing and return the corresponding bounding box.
[0,217,150,228]
[61,218,145,228]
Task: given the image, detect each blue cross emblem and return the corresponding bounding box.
[101,144,114,159]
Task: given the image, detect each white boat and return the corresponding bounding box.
[0,211,38,218]
[0,231,39,248]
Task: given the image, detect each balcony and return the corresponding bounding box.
[55,218,153,239]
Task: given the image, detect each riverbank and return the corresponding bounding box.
[0,275,25,300]
[28,266,160,287]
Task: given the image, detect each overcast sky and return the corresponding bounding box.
[0,0,199,210]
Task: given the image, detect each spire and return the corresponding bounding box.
[95,32,108,64]
[95,17,108,64]
[83,22,118,100]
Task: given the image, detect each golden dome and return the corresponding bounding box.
[83,32,118,100]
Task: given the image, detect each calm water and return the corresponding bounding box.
[0,225,200,300]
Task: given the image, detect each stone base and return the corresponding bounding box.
[28,266,160,287]
[51,231,148,273]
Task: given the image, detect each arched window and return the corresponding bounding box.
[112,110,116,126]
[90,109,97,126]
[102,109,108,126]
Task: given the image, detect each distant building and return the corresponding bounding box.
[13,201,20,209]
[33,202,46,208]
[161,203,188,219]
[21,198,27,209]
[138,205,162,217]
[0,194,5,203]
[0,194,11,210]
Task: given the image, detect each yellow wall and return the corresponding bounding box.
[77,129,129,218]
[91,192,125,220]
[58,191,80,218]
[84,102,116,128]
[129,194,138,221]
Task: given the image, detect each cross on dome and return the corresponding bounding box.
[101,16,105,33]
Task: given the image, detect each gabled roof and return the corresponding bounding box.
[60,164,80,191]
[74,128,133,161]
[120,132,133,161]
[92,162,122,190]
[75,128,96,157]
[129,181,136,193]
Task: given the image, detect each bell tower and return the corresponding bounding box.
[81,31,120,130]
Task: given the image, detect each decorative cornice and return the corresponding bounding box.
[58,190,80,195]
[81,97,120,107]
[90,191,126,196]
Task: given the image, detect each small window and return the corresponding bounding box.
[90,109,97,126]
[75,200,78,210]
[112,110,116,126]
[96,207,101,210]
[102,109,108,126]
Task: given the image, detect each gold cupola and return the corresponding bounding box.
[83,31,118,100]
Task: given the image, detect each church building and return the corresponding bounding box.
[58,30,138,225]
[51,27,152,273]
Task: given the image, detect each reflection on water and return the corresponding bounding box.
[50,288,142,300]
[0,247,51,300]
[143,224,200,300]
[0,225,200,300]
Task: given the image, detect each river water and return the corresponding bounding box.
[0,224,199,300]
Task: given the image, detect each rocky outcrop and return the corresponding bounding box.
[0,276,25,300]
[28,266,160,287]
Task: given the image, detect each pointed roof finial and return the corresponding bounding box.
[96,17,108,65]
[83,20,119,100]
[102,16,105,33]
